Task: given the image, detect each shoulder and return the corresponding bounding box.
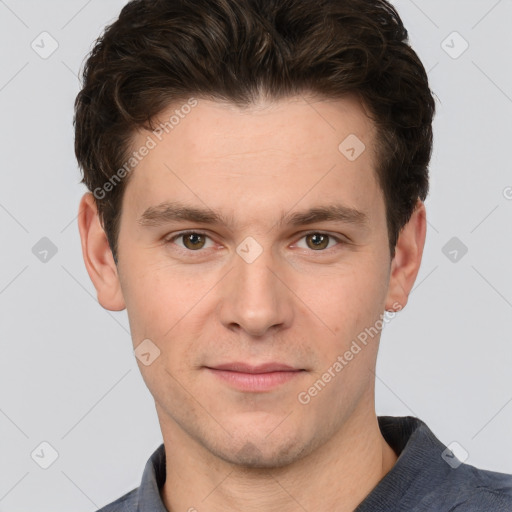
[96,488,138,512]
[440,464,512,511]
[450,488,512,511]
[94,443,166,511]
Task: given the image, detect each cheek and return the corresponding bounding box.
[294,262,386,408]
[119,254,200,333]
[119,257,223,379]
[297,258,387,341]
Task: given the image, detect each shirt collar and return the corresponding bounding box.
[135,440,168,512]
[355,415,451,511]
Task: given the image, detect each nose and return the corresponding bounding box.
[217,245,294,338]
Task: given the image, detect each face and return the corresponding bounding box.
[86,95,418,468]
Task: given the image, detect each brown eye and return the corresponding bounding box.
[182,233,206,250]
[305,233,330,250]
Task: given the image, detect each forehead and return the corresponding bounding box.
[157,94,377,165]
[123,95,384,228]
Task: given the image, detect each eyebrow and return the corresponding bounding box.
[137,201,369,229]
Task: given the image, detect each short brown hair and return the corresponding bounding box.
[74,0,436,263]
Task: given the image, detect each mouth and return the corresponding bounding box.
[207,362,303,373]
[204,362,306,392]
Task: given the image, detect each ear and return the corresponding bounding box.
[77,192,126,311]
[384,200,427,312]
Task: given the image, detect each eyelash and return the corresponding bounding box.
[164,230,346,255]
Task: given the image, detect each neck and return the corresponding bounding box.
[159,405,398,512]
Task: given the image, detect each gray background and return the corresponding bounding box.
[0,0,511,510]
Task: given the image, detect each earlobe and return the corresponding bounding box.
[384,200,427,312]
[77,192,126,311]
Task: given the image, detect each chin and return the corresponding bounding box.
[210,433,313,470]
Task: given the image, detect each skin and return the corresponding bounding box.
[78,94,426,511]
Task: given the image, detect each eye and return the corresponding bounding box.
[165,230,344,254]
[295,232,342,251]
[167,231,214,251]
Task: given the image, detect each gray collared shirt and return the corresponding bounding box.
[96,416,512,511]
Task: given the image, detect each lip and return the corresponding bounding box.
[208,362,299,373]
[205,362,305,392]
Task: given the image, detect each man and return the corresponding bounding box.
[75,0,512,510]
